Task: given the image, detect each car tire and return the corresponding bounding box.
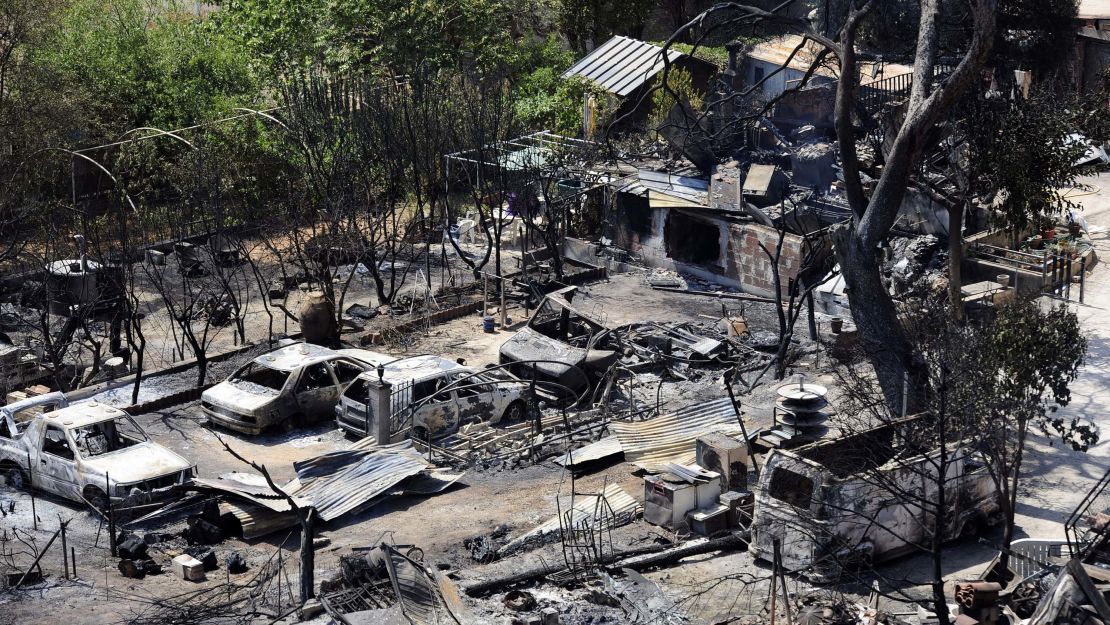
[502,400,526,422]
[2,464,27,490]
[282,413,307,432]
[84,486,109,514]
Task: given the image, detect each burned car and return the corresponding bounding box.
[499,286,618,396]
[336,355,529,442]
[750,416,1000,580]
[0,401,194,511]
[201,342,394,434]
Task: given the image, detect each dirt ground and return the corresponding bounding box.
[0,221,1105,625]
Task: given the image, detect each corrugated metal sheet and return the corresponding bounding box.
[193,472,310,512]
[498,484,641,555]
[563,36,685,97]
[384,544,463,625]
[609,397,742,472]
[207,440,455,537]
[555,436,624,468]
[288,448,429,521]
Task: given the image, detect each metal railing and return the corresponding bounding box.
[1066,467,1110,556]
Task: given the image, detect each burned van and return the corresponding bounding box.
[750,417,1000,580]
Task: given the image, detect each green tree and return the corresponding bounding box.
[38,0,259,140]
[966,93,1089,243]
[976,298,1090,574]
[555,0,655,53]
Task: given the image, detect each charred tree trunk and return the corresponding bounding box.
[832,223,918,409]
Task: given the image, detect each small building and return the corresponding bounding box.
[563,36,718,132]
[742,35,912,100]
[1077,1,1110,93]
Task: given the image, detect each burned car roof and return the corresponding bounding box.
[252,343,392,372]
[356,355,465,384]
[42,402,127,430]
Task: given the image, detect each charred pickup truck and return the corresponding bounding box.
[498,286,619,396]
[750,416,1001,581]
[201,342,394,434]
[0,398,194,511]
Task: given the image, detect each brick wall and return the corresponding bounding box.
[727,223,805,298]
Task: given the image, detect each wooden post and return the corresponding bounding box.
[1080,257,1087,303]
[724,370,758,477]
[500,277,507,328]
[16,529,59,587]
[71,547,77,579]
[769,539,779,625]
[300,508,316,602]
[60,520,69,580]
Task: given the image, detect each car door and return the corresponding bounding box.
[293,363,340,420]
[453,372,494,426]
[411,374,460,438]
[38,425,81,500]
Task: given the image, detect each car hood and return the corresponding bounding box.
[202,381,278,413]
[83,442,192,484]
[500,328,585,375]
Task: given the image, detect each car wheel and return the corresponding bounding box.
[84,486,109,514]
[503,400,526,422]
[282,413,306,432]
[3,464,27,490]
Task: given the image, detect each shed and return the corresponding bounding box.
[563,36,718,131]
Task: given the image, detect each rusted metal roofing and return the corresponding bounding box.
[563,36,685,97]
[498,484,641,556]
[608,397,743,472]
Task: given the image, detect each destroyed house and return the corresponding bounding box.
[603,167,824,299]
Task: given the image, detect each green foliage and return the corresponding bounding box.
[966,92,1089,238]
[982,298,1091,449]
[555,0,655,53]
[216,0,551,74]
[648,67,704,131]
[37,0,259,138]
[511,37,591,134]
[651,42,730,72]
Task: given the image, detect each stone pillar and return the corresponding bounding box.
[364,376,393,445]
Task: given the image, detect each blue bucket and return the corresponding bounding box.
[483,315,496,332]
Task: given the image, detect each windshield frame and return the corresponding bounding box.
[230,361,291,393]
[71,415,150,460]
